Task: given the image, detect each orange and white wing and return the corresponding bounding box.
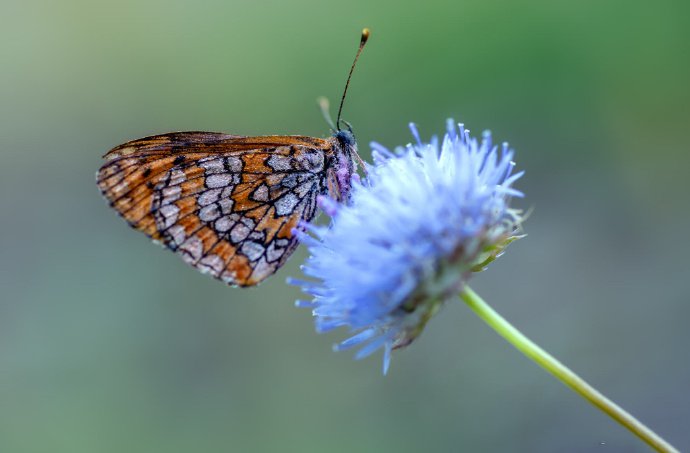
[97,132,332,287]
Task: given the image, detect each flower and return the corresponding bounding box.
[289,120,525,373]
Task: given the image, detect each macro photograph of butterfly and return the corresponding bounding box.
[96,30,369,288]
[2,0,690,452]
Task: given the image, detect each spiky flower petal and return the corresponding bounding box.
[290,120,525,373]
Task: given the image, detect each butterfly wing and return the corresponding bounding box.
[97,132,333,286]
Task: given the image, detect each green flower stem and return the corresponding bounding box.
[460,286,678,453]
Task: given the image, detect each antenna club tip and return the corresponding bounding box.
[361,28,370,44]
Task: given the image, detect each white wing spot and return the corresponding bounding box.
[206,174,233,188]
[200,158,225,174]
[252,184,269,202]
[221,186,234,198]
[218,198,234,215]
[162,185,181,198]
[199,204,221,222]
[266,155,292,171]
[296,151,324,172]
[230,223,250,244]
[161,185,182,205]
[159,204,180,228]
[198,188,222,206]
[215,215,235,233]
[294,181,314,198]
[281,174,298,189]
[251,257,272,279]
[240,217,255,229]
[168,225,187,246]
[169,169,186,186]
[241,241,264,261]
[226,156,243,172]
[275,193,300,216]
[266,242,285,263]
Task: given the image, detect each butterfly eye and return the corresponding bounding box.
[334,129,356,149]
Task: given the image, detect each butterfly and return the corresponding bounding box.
[97,29,370,287]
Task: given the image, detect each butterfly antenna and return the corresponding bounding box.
[317,96,336,132]
[336,28,370,131]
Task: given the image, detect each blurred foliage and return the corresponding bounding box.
[1,0,689,451]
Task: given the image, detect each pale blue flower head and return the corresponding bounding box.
[289,120,525,373]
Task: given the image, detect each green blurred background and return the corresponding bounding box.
[1,0,689,451]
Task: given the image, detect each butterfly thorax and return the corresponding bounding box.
[327,129,359,202]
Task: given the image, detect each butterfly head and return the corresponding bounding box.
[334,128,356,149]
